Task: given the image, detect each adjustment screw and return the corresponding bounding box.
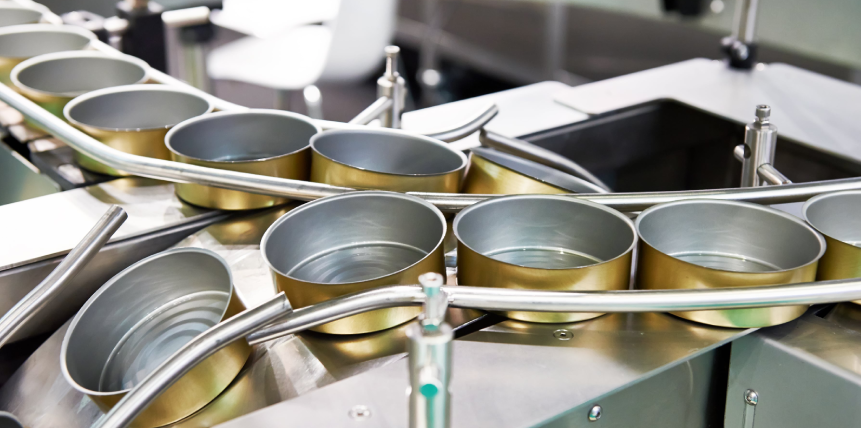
[349,405,371,420]
[744,389,758,406]
[553,329,572,340]
[588,404,602,421]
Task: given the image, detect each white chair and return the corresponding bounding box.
[207,0,398,118]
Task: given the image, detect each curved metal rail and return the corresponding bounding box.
[0,205,126,348]
[4,82,861,213]
[95,278,861,428]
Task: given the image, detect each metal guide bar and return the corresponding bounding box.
[95,277,861,428]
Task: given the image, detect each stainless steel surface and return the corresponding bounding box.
[555,59,861,165]
[0,141,59,206]
[740,105,779,187]
[421,102,498,143]
[466,147,606,194]
[261,192,444,334]
[479,130,611,192]
[0,205,126,349]
[217,312,752,428]
[724,309,861,428]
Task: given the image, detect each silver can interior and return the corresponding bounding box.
[0,8,41,27]
[470,147,605,193]
[66,87,211,131]
[15,55,146,96]
[804,191,861,246]
[311,129,465,175]
[0,29,90,59]
[263,192,445,284]
[637,200,824,272]
[167,111,319,162]
[62,249,232,394]
[454,195,636,269]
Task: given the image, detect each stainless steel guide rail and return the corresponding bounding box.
[3,83,861,212]
[95,278,861,428]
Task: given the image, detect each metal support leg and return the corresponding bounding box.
[377,46,407,128]
[408,273,452,428]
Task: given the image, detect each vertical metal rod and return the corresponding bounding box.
[740,105,778,187]
[732,0,759,44]
[377,46,406,128]
[0,205,127,348]
[409,273,452,428]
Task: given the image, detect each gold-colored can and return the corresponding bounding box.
[64,84,213,176]
[61,248,250,428]
[309,128,467,193]
[261,191,447,334]
[11,51,148,119]
[454,194,636,323]
[166,110,320,210]
[0,24,95,86]
[803,190,861,304]
[635,199,826,328]
[462,147,605,194]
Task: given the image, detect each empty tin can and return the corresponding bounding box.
[636,199,825,328]
[462,147,605,194]
[803,191,861,301]
[0,24,95,85]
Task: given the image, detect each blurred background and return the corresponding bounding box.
[38,0,861,121]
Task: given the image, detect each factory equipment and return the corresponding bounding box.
[1,1,861,428]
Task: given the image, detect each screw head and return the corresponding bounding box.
[384,45,400,56]
[744,389,758,405]
[588,404,602,421]
[349,405,371,420]
[553,329,572,340]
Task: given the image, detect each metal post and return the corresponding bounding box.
[722,0,759,68]
[738,105,778,187]
[408,273,452,428]
[377,46,406,128]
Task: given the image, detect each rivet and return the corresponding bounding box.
[553,329,572,340]
[744,389,758,406]
[588,404,602,421]
[349,405,371,420]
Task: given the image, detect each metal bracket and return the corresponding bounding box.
[734,105,792,187]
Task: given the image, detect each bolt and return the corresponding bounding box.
[553,329,572,340]
[755,105,771,123]
[744,389,758,406]
[588,404,602,421]
[348,405,371,420]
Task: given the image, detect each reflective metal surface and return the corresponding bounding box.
[64,85,213,176]
[0,205,125,348]
[310,129,466,193]
[167,110,319,210]
[803,191,861,291]
[454,194,635,322]
[0,24,95,85]
[61,248,249,428]
[462,147,605,194]
[0,3,42,28]
[216,313,753,428]
[636,199,825,327]
[0,141,58,206]
[11,51,148,119]
[262,192,446,334]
